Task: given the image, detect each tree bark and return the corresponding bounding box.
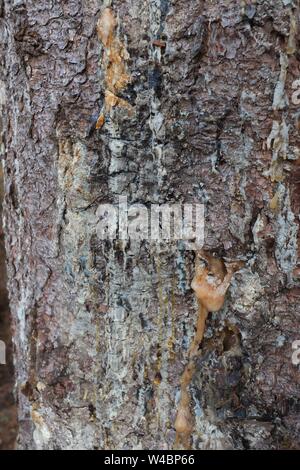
[0,0,300,450]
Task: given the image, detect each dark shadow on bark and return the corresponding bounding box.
[0,165,17,449]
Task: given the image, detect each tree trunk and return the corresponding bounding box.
[0,158,17,449]
[1,0,300,450]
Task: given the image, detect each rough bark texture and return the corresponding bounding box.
[0,0,300,450]
[0,164,17,449]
